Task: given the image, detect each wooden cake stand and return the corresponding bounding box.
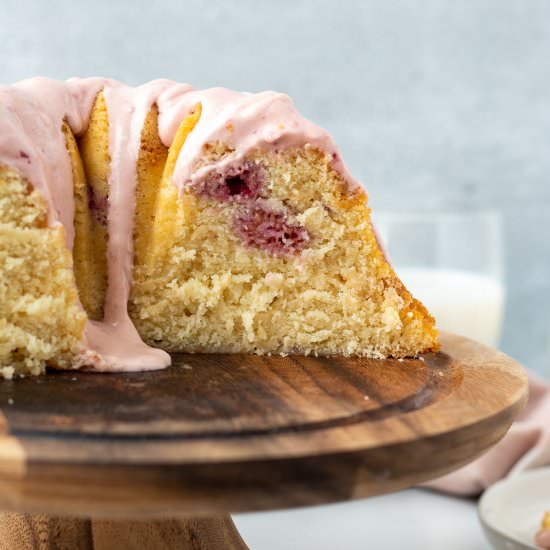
[0,333,527,549]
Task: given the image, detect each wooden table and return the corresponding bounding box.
[0,333,528,549]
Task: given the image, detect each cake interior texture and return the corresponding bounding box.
[0,166,86,378]
[0,78,438,377]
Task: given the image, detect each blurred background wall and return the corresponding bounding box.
[2,0,549,373]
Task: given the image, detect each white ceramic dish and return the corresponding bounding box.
[479,467,550,549]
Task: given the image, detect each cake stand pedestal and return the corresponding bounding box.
[0,333,528,549]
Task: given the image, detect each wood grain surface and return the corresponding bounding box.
[0,514,248,550]
[0,333,528,518]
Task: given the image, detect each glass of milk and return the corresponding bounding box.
[373,211,505,348]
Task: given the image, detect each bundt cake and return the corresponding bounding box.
[0,77,438,378]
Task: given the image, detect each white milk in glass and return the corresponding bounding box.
[396,268,505,347]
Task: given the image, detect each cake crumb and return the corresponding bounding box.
[363,395,370,401]
[7,398,14,405]
[182,364,193,370]
[1,367,14,380]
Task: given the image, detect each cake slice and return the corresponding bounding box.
[0,163,86,377]
[0,82,90,377]
[130,89,438,357]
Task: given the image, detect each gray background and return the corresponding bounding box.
[1,0,549,374]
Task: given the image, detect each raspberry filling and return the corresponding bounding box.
[190,162,264,201]
[190,161,311,256]
[234,203,310,256]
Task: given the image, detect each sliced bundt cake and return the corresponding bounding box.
[0,78,438,377]
[130,89,438,357]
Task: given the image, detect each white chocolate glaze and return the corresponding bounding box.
[0,78,362,373]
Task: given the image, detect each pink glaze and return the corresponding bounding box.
[537,528,550,549]
[0,78,363,373]
[155,87,364,196]
[86,80,177,372]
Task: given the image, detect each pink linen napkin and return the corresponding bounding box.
[425,373,550,496]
